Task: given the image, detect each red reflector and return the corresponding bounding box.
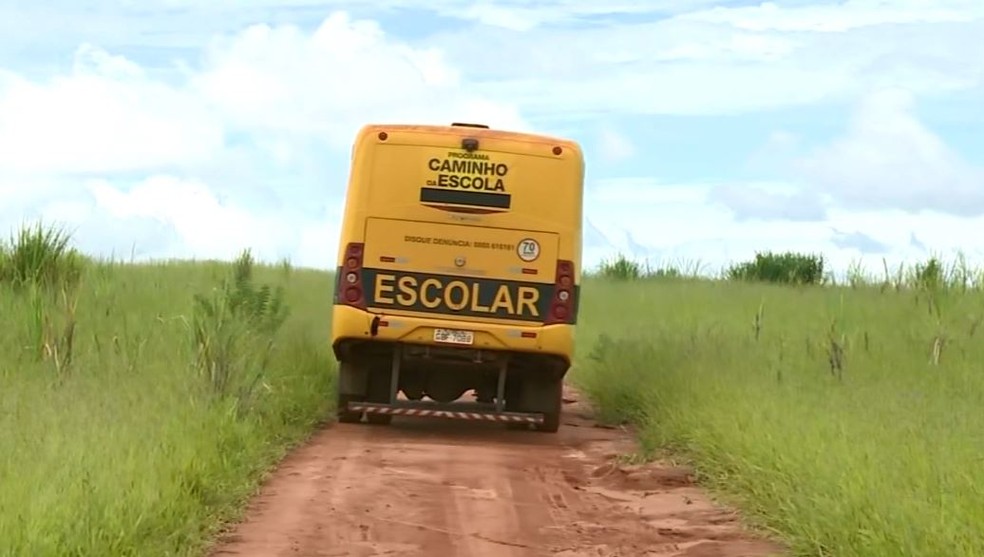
[380,256,396,263]
[378,320,389,327]
[344,287,361,303]
[521,332,537,338]
[521,268,538,275]
[552,305,568,320]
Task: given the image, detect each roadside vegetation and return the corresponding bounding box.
[577,252,984,557]
[0,223,335,556]
[4,223,982,557]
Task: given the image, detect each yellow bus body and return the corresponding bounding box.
[330,123,584,431]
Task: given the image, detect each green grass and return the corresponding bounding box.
[574,273,984,557]
[5,225,984,556]
[0,226,336,556]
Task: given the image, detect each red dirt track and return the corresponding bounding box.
[210,387,784,557]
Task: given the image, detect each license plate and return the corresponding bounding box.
[433,328,474,345]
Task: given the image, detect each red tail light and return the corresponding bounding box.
[338,242,366,309]
[545,259,576,325]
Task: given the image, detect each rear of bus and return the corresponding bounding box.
[331,123,584,432]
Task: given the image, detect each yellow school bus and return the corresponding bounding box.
[330,122,584,432]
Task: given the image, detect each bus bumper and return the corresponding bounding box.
[330,304,574,359]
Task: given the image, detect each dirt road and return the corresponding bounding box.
[210,388,784,557]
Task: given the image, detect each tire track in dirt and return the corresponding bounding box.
[209,387,785,556]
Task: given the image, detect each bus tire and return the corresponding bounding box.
[337,360,369,424]
[336,393,363,424]
[504,374,562,433]
[533,377,563,433]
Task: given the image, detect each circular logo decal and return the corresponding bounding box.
[517,238,540,262]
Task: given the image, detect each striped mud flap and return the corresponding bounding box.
[347,401,544,425]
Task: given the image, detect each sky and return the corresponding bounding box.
[1,0,982,276]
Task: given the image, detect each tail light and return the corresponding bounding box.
[337,242,366,309]
[545,259,576,325]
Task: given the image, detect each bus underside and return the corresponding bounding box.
[335,337,568,433]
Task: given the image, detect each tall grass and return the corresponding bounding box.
[6,222,984,557]
[573,265,984,557]
[0,222,85,289]
[0,224,336,556]
[595,253,706,281]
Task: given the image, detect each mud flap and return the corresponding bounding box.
[338,360,369,397]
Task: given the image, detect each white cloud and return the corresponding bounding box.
[597,126,635,163]
[456,5,544,32]
[0,44,223,175]
[192,12,529,150]
[0,11,530,265]
[0,11,530,179]
[581,177,984,276]
[424,0,984,32]
[85,176,333,264]
[426,0,984,119]
[5,174,341,267]
[583,179,828,267]
[709,182,827,222]
[745,130,801,174]
[0,0,732,44]
[795,88,984,216]
[2,4,983,276]
[711,87,984,223]
[679,0,984,32]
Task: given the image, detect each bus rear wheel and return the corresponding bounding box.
[336,393,363,424]
[534,378,563,433]
[505,373,563,433]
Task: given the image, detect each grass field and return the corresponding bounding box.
[3,225,982,556]
[575,260,984,557]
[0,226,336,556]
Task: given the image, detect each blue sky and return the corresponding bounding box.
[1,0,982,274]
